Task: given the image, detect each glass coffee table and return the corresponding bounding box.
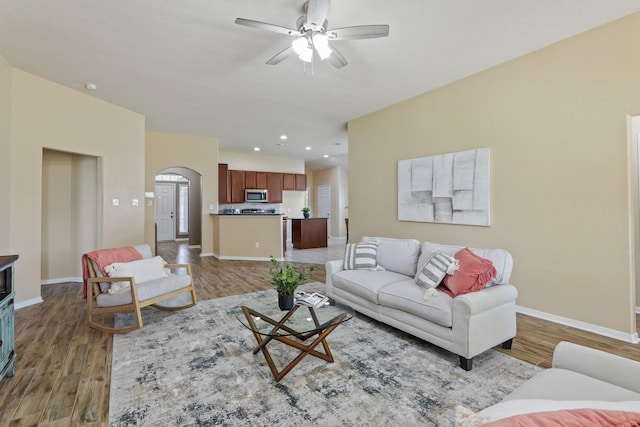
[235,291,354,382]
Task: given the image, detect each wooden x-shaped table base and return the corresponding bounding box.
[241,304,347,382]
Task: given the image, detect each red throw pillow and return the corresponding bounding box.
[440,248,496,297]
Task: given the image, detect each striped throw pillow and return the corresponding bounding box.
[343,241,382,270]
[415,252,459,290]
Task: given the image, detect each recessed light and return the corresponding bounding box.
[305,146,311,150]
[323,154,329,158]
[280,135,288,140]
[254,147,260,151]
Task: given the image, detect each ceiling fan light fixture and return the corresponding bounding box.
[292,37,313,62]
[312,33,332,60]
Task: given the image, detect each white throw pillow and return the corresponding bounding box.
[104,256,168,294]
[343,241,385,271]
[415,251,459,298]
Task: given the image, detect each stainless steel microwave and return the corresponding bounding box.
[245,189,268,202]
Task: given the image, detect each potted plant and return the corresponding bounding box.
[269,256,317,310]
[302,207,311,218]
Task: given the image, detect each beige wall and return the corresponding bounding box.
[311,166,348,238]
[349,13,640,335]
[0,55,11,254]
[219,151,305,174]
[145,131,218,255]
[10,69,145,303]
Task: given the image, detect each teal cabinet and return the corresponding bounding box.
[0,255,17,383]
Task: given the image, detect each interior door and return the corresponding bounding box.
[317,184,331,236]
[156,183,175,242]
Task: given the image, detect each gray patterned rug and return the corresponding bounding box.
[109,283,541,426]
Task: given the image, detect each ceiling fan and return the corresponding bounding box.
[235,0,389,69]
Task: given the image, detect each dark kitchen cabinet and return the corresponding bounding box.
[230,170,245,203]
[267,173,283,203]
[244,171,257,189]
[218,163,230,203]
[283,174,296,190]
[295,174,307,191]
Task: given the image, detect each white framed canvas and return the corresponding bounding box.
[398,148,490,226]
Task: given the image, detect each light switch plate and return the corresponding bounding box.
[112,198,119,207]
[132,199,139,206]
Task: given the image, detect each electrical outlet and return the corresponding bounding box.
[255,242,260,248]
[132,199,139,206]
[112,198,119,207]
[147,200,153,206]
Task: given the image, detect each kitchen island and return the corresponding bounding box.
[291,218,328,249]
[211,213,285,260]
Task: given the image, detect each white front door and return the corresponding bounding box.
[317,184,331,236]
[156,183,175,241]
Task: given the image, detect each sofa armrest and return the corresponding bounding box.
[325,259,344,295]
[552,341,640,394]
[453,284,518,315]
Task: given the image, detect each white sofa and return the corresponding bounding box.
[325,237,517,370]
[460,341,640,424]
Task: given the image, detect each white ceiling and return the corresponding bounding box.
[1,1,640,170]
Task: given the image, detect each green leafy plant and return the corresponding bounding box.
[301,207,310,213]
[269,256,317,295]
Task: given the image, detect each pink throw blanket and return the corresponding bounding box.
[82,246,142,299]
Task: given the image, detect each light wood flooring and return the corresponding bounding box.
[1,241,639,426]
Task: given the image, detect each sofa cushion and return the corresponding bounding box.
[378,280,454,327]
[441,248,496,297]
[362,236,421,276]
[332,269,408,304]
[96,274,191,307]
[503,368,640,402]
[343,241,382,270]
[418,241,513,286]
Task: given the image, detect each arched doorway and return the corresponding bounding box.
[156,167,202,247]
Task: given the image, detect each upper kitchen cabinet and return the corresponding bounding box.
[283,173,307,191]
[283,174,295,190]
[218,163,230,203]
[245,171,268,189]
[267,172,283,203]
[230,170,245,203]
[295,174,307,191]
[245,171,256,189]
[256,172,268,189]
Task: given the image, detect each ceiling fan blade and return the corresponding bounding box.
[235,18,301,37]
[327,44,348,69]
[327,25,389,40]
[266,46,296,65]
[305,0,330,30]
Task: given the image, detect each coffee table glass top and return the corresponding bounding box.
[235,291,354,337]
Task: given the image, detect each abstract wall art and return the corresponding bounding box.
[398,148,490,226]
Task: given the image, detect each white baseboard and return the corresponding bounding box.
[41,277,81,285]
[15,296,44,310]
[188,245,201,249]
[517,305,640,344]
[213,254,275,261]
[199,252,214,257]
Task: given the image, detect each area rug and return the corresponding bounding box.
[109,283,542,426]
